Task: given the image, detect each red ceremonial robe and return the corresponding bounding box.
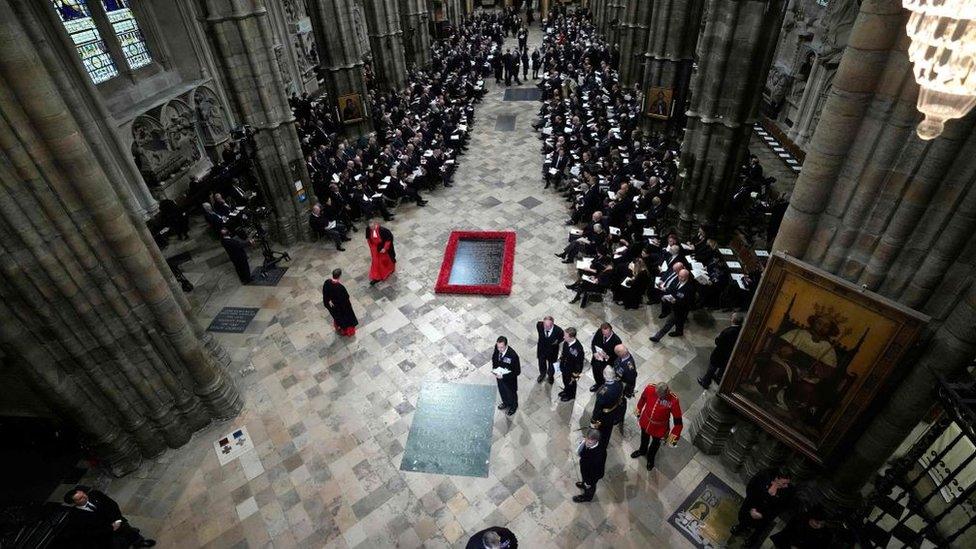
[367,226,396,282]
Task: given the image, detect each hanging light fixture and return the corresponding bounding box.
[903,0,976,140]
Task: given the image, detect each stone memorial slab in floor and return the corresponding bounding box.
[435,230,516,295]
[206,307,260,333]
[248,266,288,286]
[400,382,496,478]
[503,88,542,101]
[667,472,744,548]
[495,113,517,131]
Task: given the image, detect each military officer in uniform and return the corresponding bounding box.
[613,344,637,398]
[589,322,622,392]
[589,365,625,448]
[535,316,564,384]
[633,381,683,471]
[612,344,638,435]
[492,336,521,416]
[557,327,585,401]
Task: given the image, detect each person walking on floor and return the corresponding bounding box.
[366,220,396,286]
[698,312,743,388]
[322,268,358,337]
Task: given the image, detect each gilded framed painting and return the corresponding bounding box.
[645,86,673,120]
[338,93,365,124]
[719,253,929,464]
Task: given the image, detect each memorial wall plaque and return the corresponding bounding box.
[400,382,496,478]
[206,307,259,333]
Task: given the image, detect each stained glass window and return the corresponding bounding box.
[101,0,152,70]
[51,0,119,83]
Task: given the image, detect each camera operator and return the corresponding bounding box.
[220,227,253,284]
[309,203,351,251]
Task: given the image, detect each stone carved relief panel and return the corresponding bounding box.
[131,96,207,187]
[193,86,229,146]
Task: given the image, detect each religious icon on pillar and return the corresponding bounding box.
[338,93,365,124]
[719,253,929,464]
[645,87,673,120]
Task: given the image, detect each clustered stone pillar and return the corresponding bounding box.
[673,0,786,238]
[445,0,463,26]
[0,1,242,476]
[363,0,408,89]
[602,0,626,44]
[772,0,976,508]
[310,0,372,136]
[197,0,312,244]
[640,0,704,128]
[616,0,652,88]
[399,0,432,69]
[692,0,976,511]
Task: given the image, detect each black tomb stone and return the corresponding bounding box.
[447,238,507,286]
[206,307,259,333]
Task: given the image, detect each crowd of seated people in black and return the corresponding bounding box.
[288,14,527,250]
[534,10,762,327]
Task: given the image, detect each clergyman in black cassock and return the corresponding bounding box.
[322,269,358,337]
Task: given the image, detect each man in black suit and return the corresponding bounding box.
[465,526,518,548]
[309,203,350,250]
[730,469,796,547]
[535,315,563,384]
[573,428,608,503]
[589,322,621,392]
[220,228,252,284]
[63,486,156,548]
[698,312,743,388]
[648,261,684,305]
[557,327,585,401]
[650,269,696,341]
[492,336,521,416]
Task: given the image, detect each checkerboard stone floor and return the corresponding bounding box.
[55,27,753,548]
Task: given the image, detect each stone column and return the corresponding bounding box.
[196,0,312,244]
[603,0,626,42]
[309,0,372,136]
[616,0,651,88]
[640,0,704,129]
[363,0,408,89]
[399,0,432,69]
[673,0,786,238]
[0,0,242,476]
[590,0,603,26]
[772,0,976,508]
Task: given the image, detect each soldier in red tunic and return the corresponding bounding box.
[632,382,683,471]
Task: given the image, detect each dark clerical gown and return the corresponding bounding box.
[322,278,358,336]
